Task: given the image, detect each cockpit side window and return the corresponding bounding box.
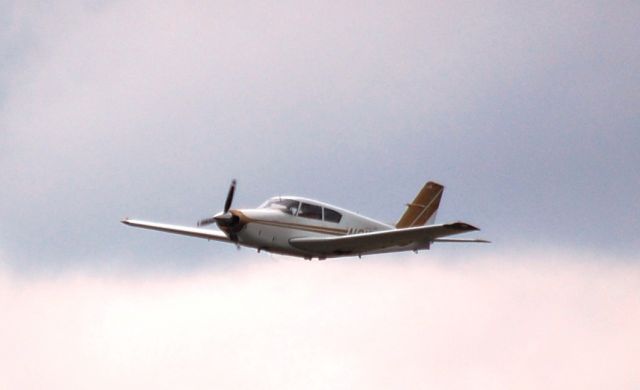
[261,199,300,215]
[324,208,342,223]
[298,203,322,220]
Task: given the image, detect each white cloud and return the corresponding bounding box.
[1,250,638,389]
[1,1,639,270]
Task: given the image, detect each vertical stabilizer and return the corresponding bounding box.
[395,182,444,228]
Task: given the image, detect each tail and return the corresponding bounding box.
[395,181,444,228]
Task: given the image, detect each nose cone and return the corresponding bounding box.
[214,209,248,236]
[214,211,235,226]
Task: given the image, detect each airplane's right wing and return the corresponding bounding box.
[121,219,232,242]
[289,222,486,256]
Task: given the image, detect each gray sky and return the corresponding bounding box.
[1,0,639,270]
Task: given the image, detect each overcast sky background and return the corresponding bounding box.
[1,1,639,388]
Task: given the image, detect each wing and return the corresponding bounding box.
[121,218,232,242]
[289,221,482,256]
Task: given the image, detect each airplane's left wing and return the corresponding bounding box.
[121,219,232,242]
[289,222,485,256]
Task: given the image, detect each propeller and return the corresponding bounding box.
[223,179,236,214]
[197,179,238,228]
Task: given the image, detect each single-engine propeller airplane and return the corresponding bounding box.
[122,180,489,260]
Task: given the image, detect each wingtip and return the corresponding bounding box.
[121,218,131,225]
[448,222,480,231]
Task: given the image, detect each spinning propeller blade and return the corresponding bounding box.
[196,216,217,227]
[224,179,236,213]
[197,179,237,227]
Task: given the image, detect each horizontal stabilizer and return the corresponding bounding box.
[433,238,491,243]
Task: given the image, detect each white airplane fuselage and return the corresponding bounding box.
[225,196,394,258]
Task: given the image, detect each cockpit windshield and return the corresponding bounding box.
[260,198,300,215]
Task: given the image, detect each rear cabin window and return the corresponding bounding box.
[298,203,322,220]
[324,208,342,223]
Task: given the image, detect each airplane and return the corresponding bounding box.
[122,180,489,260]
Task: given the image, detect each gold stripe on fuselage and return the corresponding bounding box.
[249,219,348,236]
